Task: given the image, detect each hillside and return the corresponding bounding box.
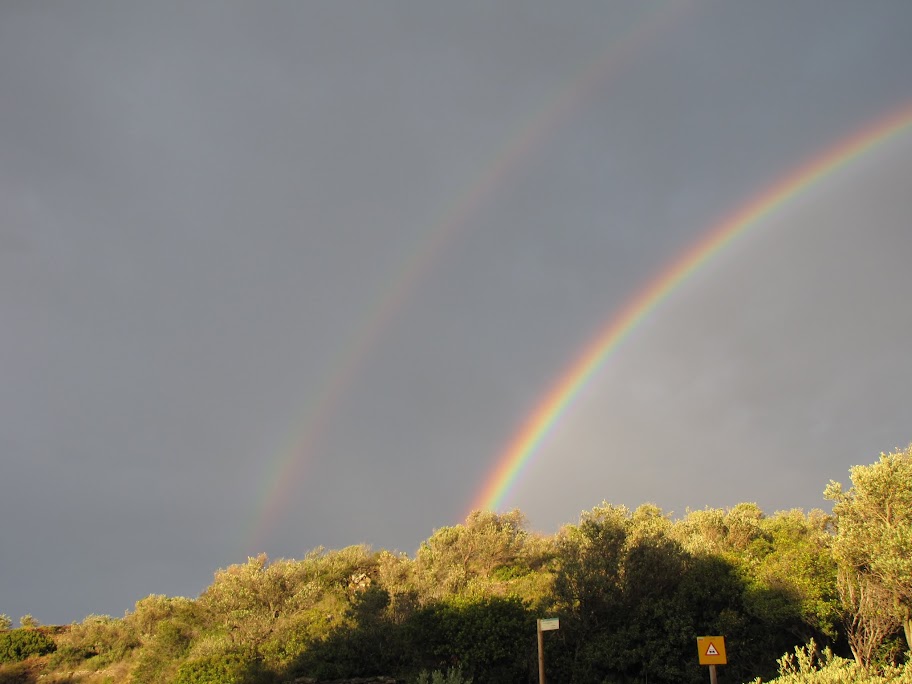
[1,447,910,684]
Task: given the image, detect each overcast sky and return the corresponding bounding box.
[2,1,911,625]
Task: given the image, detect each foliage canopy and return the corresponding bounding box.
[2,448,911,683]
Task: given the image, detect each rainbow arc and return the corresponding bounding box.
[471,101,912,515]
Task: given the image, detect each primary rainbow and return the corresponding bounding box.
[472,100,912,514]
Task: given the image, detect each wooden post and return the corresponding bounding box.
[537,619,545,684]
[708,664,718,684]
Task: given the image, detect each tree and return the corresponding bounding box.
[837,570,900,670]
[406,595,532,683]
[825,445,912,663]
[416,510,529,599]
[552,503,629,633]
[199,552,334,647]
[754,509,840,642]
[18,615,39,629]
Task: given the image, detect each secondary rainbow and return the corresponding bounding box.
[472,100,912,514]
[241,2,693,554]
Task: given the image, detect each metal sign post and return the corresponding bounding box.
[537,618,559,684]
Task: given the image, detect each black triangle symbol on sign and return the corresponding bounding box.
[706,644,718,656]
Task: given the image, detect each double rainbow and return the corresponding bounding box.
[242,2,691,554]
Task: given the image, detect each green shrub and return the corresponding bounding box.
[258,612,325,671]
[174,651,274,684]
[130,648,174,684]
[414,666,473,684]
[0,628,56,663]
[129,619,196,684]
[46,643,95,668]
[58,614,139,669]
[126,595,199,640]
[406,595,532,683]
[748,641,912,683]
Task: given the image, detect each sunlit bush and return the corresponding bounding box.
[56,614,139,668]
[414,665,472,684]
[173,651,274,684]
[748,641,912,683]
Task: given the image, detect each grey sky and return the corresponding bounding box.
[1,1,911,625]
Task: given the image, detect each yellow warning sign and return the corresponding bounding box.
[697,636,727,665]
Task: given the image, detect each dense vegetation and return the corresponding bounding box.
[1,445,910,684]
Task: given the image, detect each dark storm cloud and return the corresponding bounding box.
[1,1,911,624]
